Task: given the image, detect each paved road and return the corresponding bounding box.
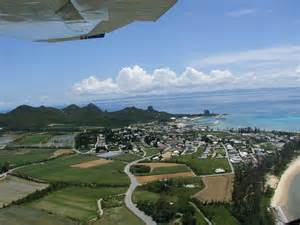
[124,153,156,225]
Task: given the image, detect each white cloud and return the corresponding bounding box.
[198,45,300,66]
[72,64,300,98]
[73,76,118,95]
[228,9,257,17]
[296,65,300,74]
[72,45,300,99]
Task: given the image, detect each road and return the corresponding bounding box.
[124,151,157,225]
[189,202,212,225]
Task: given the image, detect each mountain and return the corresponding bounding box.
[0,104,172,130]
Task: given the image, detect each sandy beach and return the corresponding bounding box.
[272,157,300,207]
[271,158,300,223]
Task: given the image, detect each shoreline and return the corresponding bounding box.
[271,157,300,222]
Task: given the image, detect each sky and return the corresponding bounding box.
[1,0,300,109]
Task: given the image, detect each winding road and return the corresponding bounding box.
[124,151,157,225]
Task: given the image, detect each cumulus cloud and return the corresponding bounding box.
[73,44,300,98]
[73,66,241,96]
[73,64,300,98]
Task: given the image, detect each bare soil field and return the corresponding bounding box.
[137,162,184,169]
[0,175,48,207]
[52,149,74,158]
[136,171,195,185]
[71,159,113,169]
[194,174,234,203]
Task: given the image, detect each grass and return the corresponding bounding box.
[171,149,231,175]
[190,203,208,225]
[0,206,76,225]
[144,147,160,157]
[195,210,209,225]
[197,204,240,225]
[16,155,130,186]
[13,133,52,146]
[133,190,160,204]
[133,177,203,204]
[0,148,55,168]
[28,186,127,222]
[95,206,144,225]
[114,153,141,162]
[150,165,191,175]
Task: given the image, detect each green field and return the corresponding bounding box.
[133,190,160,204]
[13,133,52,146]
[28,186,127,222]
[16,155,130,186]
[114,153,141,162]
[150,165,191,175]
[171,149,231,175]
[95,206,144,225]
[196,204,240,225]
[190,203,209,225]
[0,206,76,225]
[144,147,160,157]
[133,177,203,204]
[0,149,55,168]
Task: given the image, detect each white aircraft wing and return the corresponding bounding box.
[0,0,177,42]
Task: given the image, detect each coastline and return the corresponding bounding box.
[271,157,300,222]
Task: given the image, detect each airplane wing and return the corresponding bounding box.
[0,0,177,42]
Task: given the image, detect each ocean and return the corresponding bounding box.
[94,87,300,132]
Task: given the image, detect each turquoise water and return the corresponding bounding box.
[94,88,300,132]
[217,113,300,132]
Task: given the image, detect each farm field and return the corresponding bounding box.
[114,153,141,162]
[0,148,55,168]
[190,202,209,225]
[28,186,127,222]
[134,163,191,176]
[12,133,52,146]
[194,174,234,203]
[136,171,195,185]
[144,147,160,157]
[172,150,231,175]
[0,206,76,225]
[134,177,203,204]
[195,203,240,225]
[95,206,144,225]
[0,175,48,207]
[16,155,130,186]
[0,134,19,146]
[51,149,74,158]
[133,177,204,223]
[71,159,112,168]
[47,134,75,148]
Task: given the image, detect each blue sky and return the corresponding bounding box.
[1,0,300,108]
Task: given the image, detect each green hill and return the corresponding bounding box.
[0,104,172,130]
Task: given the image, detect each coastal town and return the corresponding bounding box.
[0,111,299,225]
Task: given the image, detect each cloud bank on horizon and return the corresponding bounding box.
[73,45,300,98]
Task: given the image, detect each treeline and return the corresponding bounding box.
[227,127,295,136]
[230,139,300,225]
[273,140,300,175]
[0,162,9,173]
[231,163,274,225]
[136,178,203,224]
[13,172,128,188]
